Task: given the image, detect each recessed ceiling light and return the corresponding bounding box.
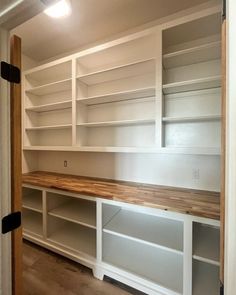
[44,0,71,18]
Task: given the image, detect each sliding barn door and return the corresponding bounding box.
[220,5,226,291]
[10,35,22,295]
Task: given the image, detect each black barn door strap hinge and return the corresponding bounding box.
[2,211,21,234]
[220,282,224,295]
[222,0,226,20]
[1,61,20,83]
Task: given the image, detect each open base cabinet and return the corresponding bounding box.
[22,184,220,295]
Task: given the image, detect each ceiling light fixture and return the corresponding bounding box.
[44,0,71,18]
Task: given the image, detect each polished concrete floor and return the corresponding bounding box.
[23,241,145,295]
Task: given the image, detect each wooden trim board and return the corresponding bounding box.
[10,35,22,295]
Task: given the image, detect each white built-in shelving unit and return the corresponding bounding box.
[161,13,221,151]
[22,185,220,295]
[22,5,222,295]
[22,9,222,155]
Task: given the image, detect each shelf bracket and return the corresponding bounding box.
[0,61,21,83]
[2,212,21,234]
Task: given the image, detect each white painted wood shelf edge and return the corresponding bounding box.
[26,100,72,112]
[76,58,156,85]
[25,124,72,131]
[77,87,156,105]
[163,75,221,94]
[77,119,155,127]
[25,78,72,95]
[22,145,221,155]
[162,115,221,123]
[163,41,221,68]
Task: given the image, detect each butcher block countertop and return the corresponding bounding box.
[22,171,220,220]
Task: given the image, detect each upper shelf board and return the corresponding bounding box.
[25,124,72,131]
[163,76,221,94]
[163,41,221,69]
[77,58,156,85]
[22,145,221,155]
[162,115,221,123]
[26,100,72,113]
[77,119,155,128]
[25,79,72,96]
[77,87,156,105]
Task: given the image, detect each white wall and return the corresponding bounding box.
[37,152,220,191]
[22,54,38,70]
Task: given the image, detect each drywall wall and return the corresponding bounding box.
[22,54,38,70]
[37,151,220,191]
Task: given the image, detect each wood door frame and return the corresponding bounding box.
[0,27,12,295]
[10,34,22,295]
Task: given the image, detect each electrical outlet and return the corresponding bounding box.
[64,160,68,168]
[193,168,200,180]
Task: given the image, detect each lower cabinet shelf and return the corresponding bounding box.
[47,218,96,258]
[192,260,220,295]
[102,232,183,294]
[193,223,220,265]
[103,207,183,253]
[22,209,43,238]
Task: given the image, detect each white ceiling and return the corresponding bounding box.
[12,0,214,62]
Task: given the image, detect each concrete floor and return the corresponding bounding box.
[23,241,145,295]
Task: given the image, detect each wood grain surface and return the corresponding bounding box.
[11,35,22,295]
[22,171,220,220]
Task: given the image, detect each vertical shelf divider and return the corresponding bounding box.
[72,58,77,146]
[42,190,47,239]
[93,199,104,280]
[183,217,193,295]
[155,29,164,148]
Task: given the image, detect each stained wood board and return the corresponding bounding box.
[22,171,220,220]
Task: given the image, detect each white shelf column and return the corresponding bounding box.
[183,217,193,295]
[72,58,77,146]
[155,29,164,148]
[93,199,104,280]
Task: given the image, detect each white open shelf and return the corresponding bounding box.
[163,76,221,94]
[26,100,72,113]
[25,124,72,131]
[162,115,221,123]
[77,87,156,105]
[103,232,183,294]
[23,209,43,237]
[25,60,71,88]
[26,78,72,96]
[163,41,221,69]
[48,199,96,229]
[192,260,220,295]
[48,221,96,258]
[193,223,220,265]
[103,209,183,254]
[22,145,221,155]
[77,58,155,85]
[77,119,155,128]
[23,193,42,213]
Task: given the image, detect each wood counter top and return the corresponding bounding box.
[22,171,220,220]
